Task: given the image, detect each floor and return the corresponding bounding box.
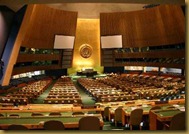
[73,80,96,105]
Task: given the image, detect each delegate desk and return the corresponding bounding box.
[109,102,185,127]
[108,105,152,126]
[0,104,103,113]
[0,104,104,130]
[150,106,185,130]
[107,100,154,125]
[121,105,152,126]
[0,114,104,130]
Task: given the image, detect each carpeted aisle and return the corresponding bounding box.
[33,80,56,104]
[73,80,96,105]
[33,79,96,105]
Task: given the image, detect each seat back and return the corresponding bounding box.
[31,113,44,117]
[169,112,185,130]
[72,112,84,115]
[114,107,122,122]
[129,108,143,126]
[8,125,28,130]
[79,116,100,130]
[103,107,111,118]
[43,120,65,130]
[49,112,61,116]
[8,114,20,118]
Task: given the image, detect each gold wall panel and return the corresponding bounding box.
[68,19,103,75]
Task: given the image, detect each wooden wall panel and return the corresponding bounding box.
[16,54,61,62]
[100,5,185,47]
[158,5,185,44]
[22,4,78,48]
[12,65,61,75]
[114,50,185,58]
[114,62,185,69]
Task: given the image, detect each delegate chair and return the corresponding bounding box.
[7,124,28,130]
[164,112,186,130]
[114,107,123,126]
[31,113,44,117]
[43,120,65,130]
[79,116,101,130]
[72,112,84,115]
[8,114,20,118]
[103,106,111,121]
[49,112,62,116]
[87,111,99,114]
[129,108,143,130]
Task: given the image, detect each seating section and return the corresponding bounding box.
[44,76,82,104]
[0,75,49,94]
[0,78,52,105]
[77,73,185,103]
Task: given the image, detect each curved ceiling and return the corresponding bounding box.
[0,0,184,18]
[47,3,145,18]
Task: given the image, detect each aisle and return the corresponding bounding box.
[32,79,96,105]
[33,80,56,104]
[73,80,96,105]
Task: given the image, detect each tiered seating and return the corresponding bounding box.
[77,78,139,102]
[44,76,82,104]
[138,88,180,100]
[0,78,52,105]
[0,97,28,105]
[78,73,185,103]
[107,74,185,101]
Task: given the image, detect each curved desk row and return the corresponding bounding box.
[0,114,104,130]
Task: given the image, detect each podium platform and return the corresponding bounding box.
[77,69,97,77]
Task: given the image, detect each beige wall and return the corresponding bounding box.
[68,19,103,75]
